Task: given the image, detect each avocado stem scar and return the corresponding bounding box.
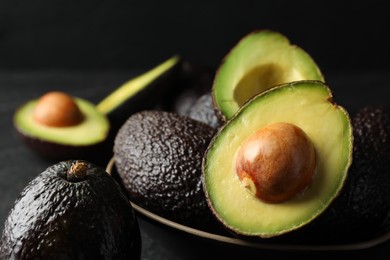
[67,161,88,182]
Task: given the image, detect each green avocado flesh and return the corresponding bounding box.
[203,81,352,237]
[14,98,109,146]
[96,55,180,115]
[213,30,324,120]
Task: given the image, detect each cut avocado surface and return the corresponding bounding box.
[213,30,324,120]
[97,55,180,115]
[203,80,353,238]
[97,55,181,133]
[14,97,109,146]
[13,56,181,160]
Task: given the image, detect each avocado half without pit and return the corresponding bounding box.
[13,56,180,160]
[203,80,353,238]
[212,30,324,121]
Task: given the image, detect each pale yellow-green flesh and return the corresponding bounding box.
[204,81,352,237]
[14,98,109,146]
[96,55,180,114]
[213,30,324,119]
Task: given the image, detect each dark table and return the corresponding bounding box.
[0,69,389,259]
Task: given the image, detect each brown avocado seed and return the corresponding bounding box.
[235,122,316,203]
[33,91,84,127]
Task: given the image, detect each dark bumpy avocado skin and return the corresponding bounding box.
[338,105,390,240]
[290,105,390,244]
[114,110,217,230]
[172,61,215,116]
[0,160,141,260]
[187,93,221,129]
[16,131,110,162]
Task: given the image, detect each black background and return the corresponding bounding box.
[1,1,390,259]
[0,0,389,73]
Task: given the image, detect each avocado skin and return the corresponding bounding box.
[187,93,221,129]
[15,130,111,163]
[337,105,390,240]
[290,105,390,243]
[172,61,215,116]
[114,110,217,230]
[0,160,141,260]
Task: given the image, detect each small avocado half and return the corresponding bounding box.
[13,56,180,160]
[14,93,110,160]
[203,81,353,238]
[0,160,141,259]
[212,30,324,121]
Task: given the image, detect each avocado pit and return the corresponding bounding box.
[33,91,84,127]
[235,122,316,203]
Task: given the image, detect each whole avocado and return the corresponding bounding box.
[334,105,390,240]
[0,160,141,260]
[294,105,390,243]
[113,110,217,230]
[187,93,221,129]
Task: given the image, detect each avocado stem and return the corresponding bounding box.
[67,161,88,182]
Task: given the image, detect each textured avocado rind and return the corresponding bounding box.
[301,105,390,243]
[0,160,141,260]
[187,93,221,129]
[113,110,217,230]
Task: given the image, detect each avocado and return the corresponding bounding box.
[14,92,110,161]
[203,80,353,238]
[13,56,181,161]
[97,55,181,132]
[212,29,324,121]
[302,105,390,243]
[173,61,215,116]
[113,110,217,230]
[0,160,141,259]
[186,93,221,129]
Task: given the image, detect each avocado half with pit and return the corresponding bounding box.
[212,30,324,121]
[14,92,110,160]
[203,80,353,238]
[13,56,180,160]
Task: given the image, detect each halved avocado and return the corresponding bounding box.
[14,94,109,161]
[203,80,353,238]
[13,56,181,161]
[212,30,324,121]
[97,55,181,132]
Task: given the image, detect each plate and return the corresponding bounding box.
[105,157,390,256]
